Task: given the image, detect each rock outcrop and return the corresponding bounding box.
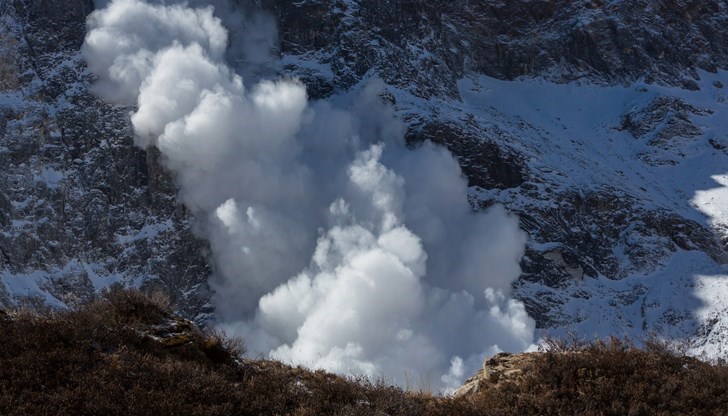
[0,0,211,319]
[268,0,728,99]
[454,352,540,397]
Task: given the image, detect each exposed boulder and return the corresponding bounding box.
[622,96,712,143]
[454,352,541,397]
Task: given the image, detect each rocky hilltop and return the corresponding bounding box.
[1,0,728,356]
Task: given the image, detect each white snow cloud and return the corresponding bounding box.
[84,0,535,392]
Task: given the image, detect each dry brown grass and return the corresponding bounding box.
[1,290,727,415]
[0,289,477,416]
[468,336,728,416]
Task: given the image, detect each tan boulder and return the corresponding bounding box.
[453,352,541,398]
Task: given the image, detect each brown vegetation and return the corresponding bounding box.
[468,337,728,416]
[1,290,727,415]
[0,289,471,416]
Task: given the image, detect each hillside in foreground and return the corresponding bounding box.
[1,290,727,416]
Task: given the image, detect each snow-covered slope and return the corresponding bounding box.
[352,67,728,357]
[449,74,728,356]
[269,0,728,357]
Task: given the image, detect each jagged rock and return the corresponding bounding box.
[268,0,728,99]
[454,352,540,397]
[709,138,728,151]
[620,96,717,165]
[405,121,526,190]
[544,250,584,281]
[622,96,712,144]
[0,0,210,319]
[145,315,200,347]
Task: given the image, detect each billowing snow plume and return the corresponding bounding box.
[83,0,535,391]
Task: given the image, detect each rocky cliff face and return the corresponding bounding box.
[0,0,211,318]
[265,0,728,351]
[1,0,728,356]
[270,0,728,98]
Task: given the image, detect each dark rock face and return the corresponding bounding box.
[406,122,526,190]
[0,0,211,318]
[267,0,728,100]
[13,0,93,50]
[520,191,724,285]
[620,95,718,166]
[622,96,712,144]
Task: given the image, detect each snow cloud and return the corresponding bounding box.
[84,0,535,392]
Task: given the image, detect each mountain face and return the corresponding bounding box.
[0,0,212,318]
[271,0,728,95]
[1,0,728,359]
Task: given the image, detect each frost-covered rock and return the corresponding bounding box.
[269,0,728,99]
[0,0,210,319]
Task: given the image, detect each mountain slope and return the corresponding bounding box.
[268,0,728,356]
[0,0,727,365]
[0,0,211,318]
